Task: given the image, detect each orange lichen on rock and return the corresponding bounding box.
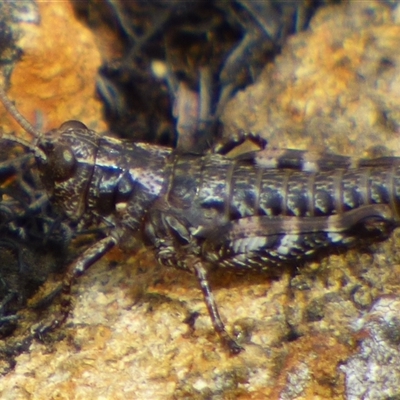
[271,334,353,399]
[1,1,105,136]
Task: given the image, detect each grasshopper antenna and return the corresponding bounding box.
[0,85,47,161]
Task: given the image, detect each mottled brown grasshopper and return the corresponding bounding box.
[0,85,399,354]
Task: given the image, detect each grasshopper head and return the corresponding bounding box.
[0,87,99,221]
[36,121,99,221]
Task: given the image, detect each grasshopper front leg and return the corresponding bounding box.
[33,235,117,338]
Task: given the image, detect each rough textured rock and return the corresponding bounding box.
[2,1,400,399]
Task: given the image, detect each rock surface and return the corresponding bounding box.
[2,1,400,399]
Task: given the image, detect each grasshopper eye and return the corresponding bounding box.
[59,120,88,131]
[51,144,77,181]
